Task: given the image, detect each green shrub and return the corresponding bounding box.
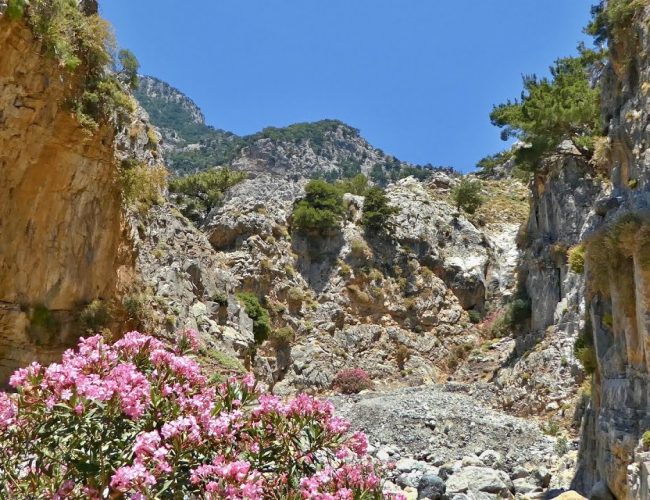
[362,187,398,232]
[120,163,167,212]
[11,0,138,130]
[338,160,362,179]
[169,167,247,217]
[286,287,305,303]
[490,46,605,169]
[122,294,147,324]
[236,292,271,345]
[568,244,586,274]
[349,237,371,259]
[485,296,531,338]
[586,0,647,47]
[544,420,561,436]
[117,48,139,89]
[555,436,569,455]
[452,179,484,214]
[642,430,650,449]
[468,310,482,324]
[476,150,514,174]
[212,291,228,306]
[399,166,434,181]
[208,349,246,373]
[6,0,27,19]
[292,180,344,233]
[336,174,369,196]
[80,299,111,331]
[30,304,59,334]
[270,327,295,347]
[574,324,597,374]
[509,298,532,325]
[370,164,388,186]
[395,345,411,370]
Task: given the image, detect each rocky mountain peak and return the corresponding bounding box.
[137,75,206,126]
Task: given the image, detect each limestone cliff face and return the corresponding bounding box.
[490,151,604,416]
[571,5,650,498]
[0,16,128,382]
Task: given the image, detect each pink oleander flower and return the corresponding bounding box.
[0,331,388,499]
[0,393,17,429]
[9,361,41,389]
[110,463,157,491]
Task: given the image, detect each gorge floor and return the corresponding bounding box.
[333,383,577,499]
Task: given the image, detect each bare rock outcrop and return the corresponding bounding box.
[571,5,650,498]
[0,15,131,382]
[202,172,520,393]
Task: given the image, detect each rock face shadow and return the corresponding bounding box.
[292,230,345,295]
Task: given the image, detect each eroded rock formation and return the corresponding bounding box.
[0,16,128,381]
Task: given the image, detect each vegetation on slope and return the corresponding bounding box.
[6,0,139,131]
[292,180,345,233]
[135,78,452,182]
[452,179,484,214]
[236,292,272,344]
[586,0,649,48]
[490,46,605,170]
[169,167,247,222]
[362,186,399,232]
[292,175,399,235]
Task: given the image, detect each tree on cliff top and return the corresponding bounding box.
[292,179,345,233]
[490,46,605,170]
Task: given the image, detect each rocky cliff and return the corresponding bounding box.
[133,76,534,394]
[573,4,650,497]
[489,149,604,417]
[0,6,175,385]
[491,3,650,497]
[0,13,131,382]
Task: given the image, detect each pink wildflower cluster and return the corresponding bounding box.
[0,330,402,499]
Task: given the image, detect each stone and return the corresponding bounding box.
[417,473,445,499]
[590,481,615,500]
[396,458,424,473]
[445,466,513,496]
[478,450,503,469]
[509,466,529,480]
[512,478,541,494]
[462,455,483,467]
[531,466,551,488]
[403,486,418,500]
[554,492,587,500]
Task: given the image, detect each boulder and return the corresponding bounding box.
[417,473,445,499]
[445,466,513,496]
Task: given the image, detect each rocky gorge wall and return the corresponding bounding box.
[0,13,130,383]
[573,5,650,497]
[490,150,604,417]
[498,4,650,498]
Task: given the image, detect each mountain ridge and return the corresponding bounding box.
[135,75,453,182]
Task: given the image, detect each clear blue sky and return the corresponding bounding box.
[101,1,594,172]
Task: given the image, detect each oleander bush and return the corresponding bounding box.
[332,368,374,395]
[0,331,400,499]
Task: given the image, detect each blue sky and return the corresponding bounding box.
[102,1,594,172]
